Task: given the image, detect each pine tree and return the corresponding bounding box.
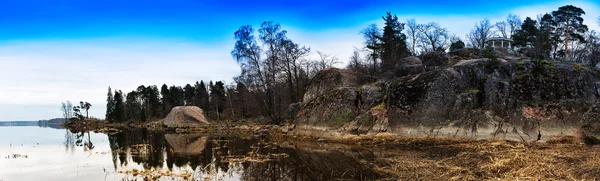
[552,5,589,62]
[106,87,115,121]
[160,84,172,116]
[378,12,409,72]
[513,17,538,47]
[113,90,125,123]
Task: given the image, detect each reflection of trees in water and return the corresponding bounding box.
[64,130,94,153]
[63,130,76,153]
[240,148,379,181]
[107,129,380,180]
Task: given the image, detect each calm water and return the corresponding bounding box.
[0,126,379,181]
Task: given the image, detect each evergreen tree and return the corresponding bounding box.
[512,17,538,47]
[537,13,557,59]
[183,84,195,106]
[106,87,115,121]
[169,86,184,107]
[197,81,210,111]
[113,90,125,123]
[449,40,465,51]
[552,5,589,61]
[378,12,409,72]
[160,84,172,116]
[124,91,141,122]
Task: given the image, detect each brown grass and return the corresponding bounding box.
[279,133,600,180]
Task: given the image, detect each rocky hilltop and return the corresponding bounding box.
[293,49,600,141]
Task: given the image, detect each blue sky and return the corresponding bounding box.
[0,0,599,121]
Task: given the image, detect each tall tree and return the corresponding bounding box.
[495,21,509,38]
[113,90,125,123]
[124,91,141,122]
[512,17,538,47]
[183,84,195,106]
[315,51,340,70]
[106,87,115,120]
[361,23,382,74]
[160,84,172,116]
[278,38,310,102]
[538,13,558,59]
[552,5,589,62]
[79,101,92,119]
[405,18,421,55]
[379,12,409,72]
[61,101,73,121]
[418,22,450,52]
[196,81,210,111]
[507,13,522,38]
[467,18,495,49]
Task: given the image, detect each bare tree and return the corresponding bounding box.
[467,18,495,49]
[315,51,340,70]
[495,21,509,38]
[418,22,450,52]
[278,39,311,102]
[61,101,73,121]
[507,13,522,38]
[360,24,381,74]
[405,18,422,54]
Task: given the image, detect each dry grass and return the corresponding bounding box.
[281,133,600,180]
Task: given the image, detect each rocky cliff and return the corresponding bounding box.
[294,59,600,141]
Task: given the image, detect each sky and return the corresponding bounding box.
[0,0,599,121]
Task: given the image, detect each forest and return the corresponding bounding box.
[100,5,600,124]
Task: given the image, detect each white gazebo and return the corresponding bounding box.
[486,37,513,48]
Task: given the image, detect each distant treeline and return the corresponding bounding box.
[106,80,267,123]
[0,118,65,129]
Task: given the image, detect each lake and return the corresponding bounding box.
[0,126,379,181]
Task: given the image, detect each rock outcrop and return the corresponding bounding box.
[163,106,209,128]
[419,51,451,70]
[394,56,424,77]
[295,68,384,134]
[302,68,376,104]
[387,61,598,138]
[295,60,600,140]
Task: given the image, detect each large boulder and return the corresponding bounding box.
[419,51,451,69]
[302,68,376,104]
[394,56,424,77]
[449,48,481,60]
[163,106,209,128]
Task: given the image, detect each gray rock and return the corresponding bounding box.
[596,82,600,96]
[420,51,451,68]
[163,106,209,128]
[595,63,600,72]
[302,68,376,104]
[394,56,424,77]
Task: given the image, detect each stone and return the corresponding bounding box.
[596,82,600,97]
[419,51,451,68]
[595,63,600,72]
[394,56,424,77]
[163,106,209,128]
[302,68,376,104]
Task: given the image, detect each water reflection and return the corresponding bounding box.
[103,129,380,180]
[64,130,95,153]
